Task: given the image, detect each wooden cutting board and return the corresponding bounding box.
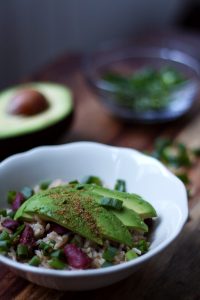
[1,31,200,300]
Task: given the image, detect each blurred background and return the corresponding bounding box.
[0,0,200,88]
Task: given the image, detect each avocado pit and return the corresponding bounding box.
[7,89,49,116]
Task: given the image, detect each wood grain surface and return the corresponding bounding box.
[1,32,200,300]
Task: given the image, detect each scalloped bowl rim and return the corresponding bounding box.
[0,142,188,278]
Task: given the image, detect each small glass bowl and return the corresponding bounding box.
[84,46,200,123]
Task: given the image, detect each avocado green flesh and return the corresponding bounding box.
[15,187,133,246]
[68,184,157,219]
[0,82,73,138]
[21,184,148,232]
[80,191,148,232]
[111,207,148,232]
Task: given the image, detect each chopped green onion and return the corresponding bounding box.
[76,184,85,190]
[125,250,138,261]
[154,138,171,154]
[99,197,123,210]
[101,261,113,268]
[11,224,25,242]
[39,241,50,251]
[102,67,186,112]
[48,257,66,270]
[7,191,17,204]
[50,249,65,259]
[85,176,102,186]
[103,246,118,262]
[0,240,10,251]
[176,143,191,167]
[21,187,34,199]
[114,179,126,192]
[17,244,29,258]
[7,211,15,219]
[152,139,191,168]
[40,180,52,190]
[150,138,200,200]
[29,255,41,266]
[0,230,10,241]
[69,180,79,184]
[162,146,191,167]
[0,210,7,217]
[134,240,149,254]
[39,241,54,254]
[49,240,56,246]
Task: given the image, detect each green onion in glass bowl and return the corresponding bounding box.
[84,45,200,123]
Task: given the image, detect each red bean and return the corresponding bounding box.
[64,244,92,269]
[12,192,25,211]
[2,219,19,232]
[20,225,35,249]
[50,223,68,235]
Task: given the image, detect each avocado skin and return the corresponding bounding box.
[15,186,133,247]
[0,111,73,161]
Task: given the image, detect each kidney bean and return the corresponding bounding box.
[12,192,25,211]
[64,244,92,269]
[2,219,19,232]
[50,223,68,235]
[20,225,35,249]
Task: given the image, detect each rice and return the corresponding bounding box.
[30,222,45,238]
[0,178,152,270]
[37,231,69,250]
[8,247,17,261]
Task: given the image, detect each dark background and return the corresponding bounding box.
[1,0,200,89]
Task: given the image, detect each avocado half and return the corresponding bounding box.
[0,82,73,159]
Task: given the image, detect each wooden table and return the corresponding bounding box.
[1,32,200,300]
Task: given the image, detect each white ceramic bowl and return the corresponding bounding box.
[0,142,188,290]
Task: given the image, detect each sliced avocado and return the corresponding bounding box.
[0,83,73,159]
[111,207,148,232]
[15,187,133,246]
[46,185,150,231]
[80,191,148,232]
[17,185,150,232]
[69,183,157,219]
